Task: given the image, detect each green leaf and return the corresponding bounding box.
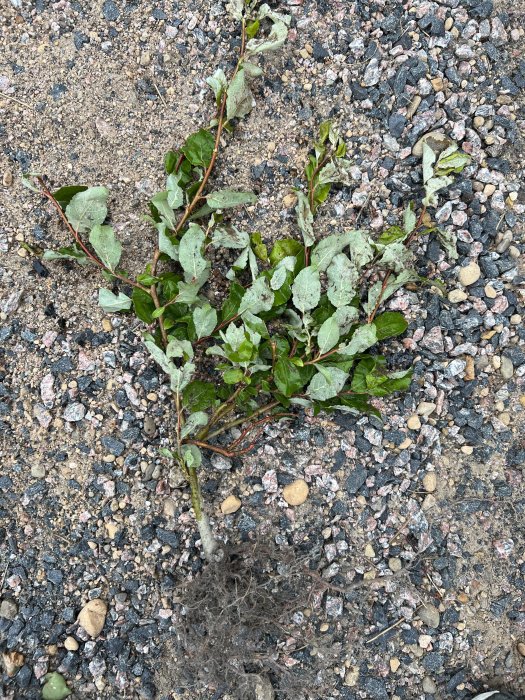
[65,186,109,233]
[238,276,274,316]
[193,303,217,339]
[132,287,156,323]
[325,393,380,418]
[243,61,263,78]
[292,266,321,313]
[42,672,71,700]
[326,253,358,308]
[311,232,351,272]
[206,190,257,210]
[206,68,228,101]
[167,173,184,209]
[269,238,303,266]
[246,18,260,38]
[89,224,122,270]
[179,224,209,283]
[98,288,132,313]
[274,356,314,397]
[307,366,348,401]
[164,150,177,174]
[365,368,413,397]
[422,141,436,184]
[339,323,377,356]
[435,145,470,175]
[251,232,268,261]
[295,191,315,247]
[243,311,269,340]
[158,224,179,261]
[52,185,88,209]
[151,191,177,229]
[226,69,253,122]
[182,443,202,469]
[317,315,340,353]
[43,244,88,265]
[377,226,407,246]
[403,204,416,235]
[166,337,194,360]
[182,129,215,168]
[221,281,245,321]
[348,230,374,269]
[183,380,217,412]
[373,311,408,340]
[181,411,209,439]
[223,367,245,384]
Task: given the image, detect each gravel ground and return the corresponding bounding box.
[1,0,525,698]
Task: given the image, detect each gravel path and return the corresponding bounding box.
[1,0,524,698]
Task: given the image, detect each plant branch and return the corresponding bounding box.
[37,178,150,292]
[203,400,281,441]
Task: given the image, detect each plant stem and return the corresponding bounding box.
[186,461,218,559]
[204,400,280,440]
[37,179,149,292]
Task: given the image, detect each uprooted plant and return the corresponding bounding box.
[25,0,469,560]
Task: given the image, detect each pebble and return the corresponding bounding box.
[407,414,421,430]
[78,599,107,638]
[282,479,309,506]
[388,557,402,572]
[64,636,79,651]
[418,604,440,628]
[390,657,401,673]
[417,402,437,417]
[2,171,13,187]
[30,464,46,478]
[0,599,18,620]
[517,642,525,658]
[63,403,86,422]
[500,356,514,380]
[458,262,481,287]
[413,131,452,157]
[423,677,438,694]
[220,495,242,515]
[448,289,468,303]
[422,472,437,493]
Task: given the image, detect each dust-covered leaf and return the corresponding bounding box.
[403,203,416,235]
[65,186,109,233]
[193,303,217,339]
[183,380,217,412]
[270,265,288,290]
[43,245,88,265]
[145,339,195,393]
[363,269,419,317]
[207,190,257,210]
[423,175,453,207]
[339,323,377,356]
[166,337,194,360]
[52,185,88,209]
[307,366,348,401]
[158,224,179,261]
[211,227,251,249]
[151,191,177,229]
[238,276,274,316]
[182,443,202,469]
[436,228,458,260]
[206,68,228,101]
[246,4,290,54]
[98,288,132,313]
[181,411,209,439]
[377,241,414,273]
[435,145,470,175]
[326,253,358,308]
[317,315,340,354]
[348,230,374,269]
[295,191,315,247]
[89,224,122,270]
[226,69,253,121]
[167,173,184,209]
[311,232,351,272]
[291,266,321,313]
[179,224,208,283]
[226,0,243,20]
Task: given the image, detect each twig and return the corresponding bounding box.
[0,563,8,594]
[365,605,422,644]
[153,81,167,107]
[0,92,33,110]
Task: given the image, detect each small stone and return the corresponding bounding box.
[344,667,359,687]
[431,77,444,91]
[362,58,380,87]
[162,498,176,518]
[517,642,525,658]
[31,464,46,478]
[2,171,13,187]
[64,636,79,651]
[0,599,18,620]
[448,289,468,303]
[388,557,402,572]
[417,401,437,417]
[283,193,297,207]
[221,495,241,515]
[211,454,232,471]
[407,414,421,430]
[484,283,498,299]
[364,543,375,558]
[413,131,453,157]
[63,403,86,422]
[1,651,24,678]
[419,634,433,649]
[483,183,496,196]
[444,17,453,31]
[390,657,401,673]
[418,604,440,628]
[500,356,514,380]
[458,262,481,287]
[422,472,437,493]
[282,479,309,506]
[423,677,438,694]
[78,598,107,638]
[461,445,474,455]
